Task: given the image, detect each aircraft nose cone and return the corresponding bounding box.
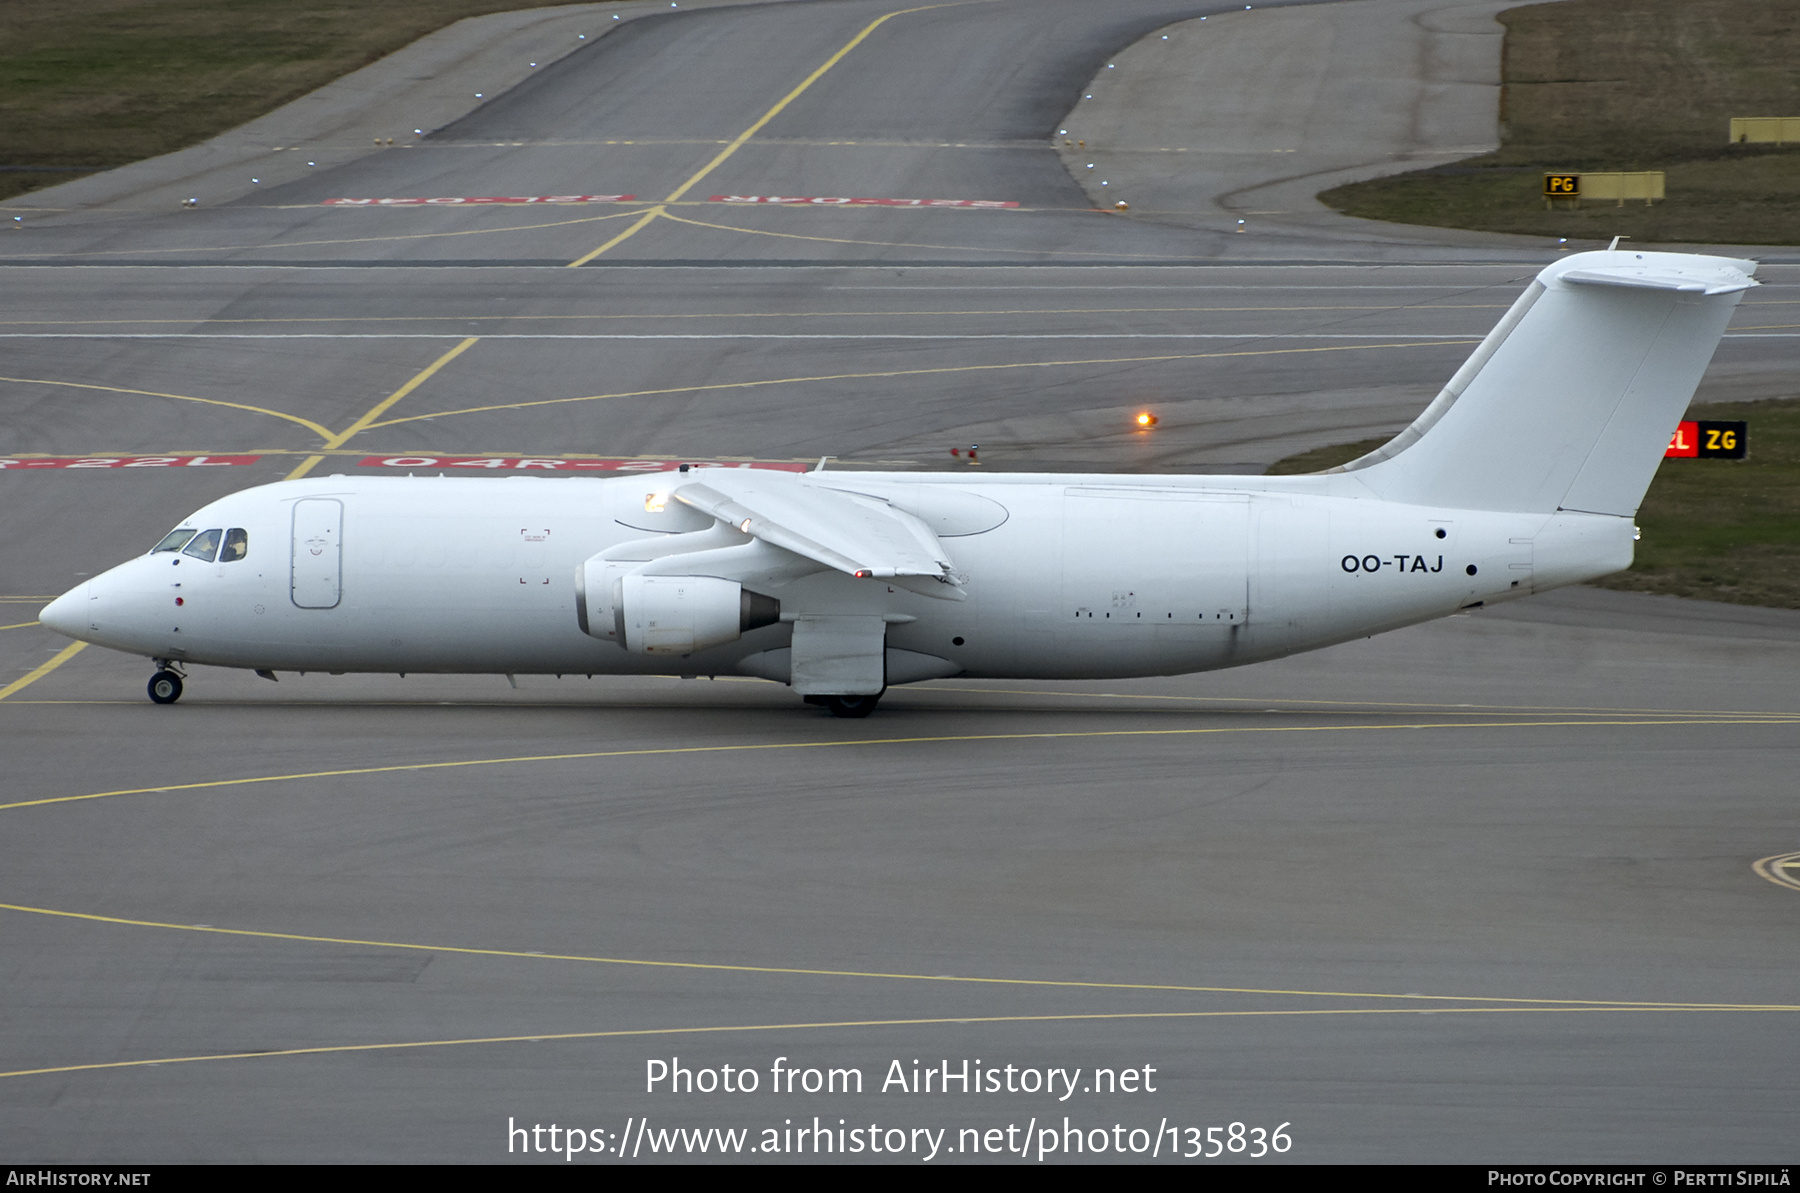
[38,583,89,639]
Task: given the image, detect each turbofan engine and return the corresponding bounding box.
[577,563,780,655]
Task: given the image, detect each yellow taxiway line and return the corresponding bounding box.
[566,2,977,267]
[6,1002,1794,1082]
[1752,851,1800,892]
[1,897,1787,1011]
[0,375,332,440]
[369,339,1472,429]
[4,715,1794,814]
[0,641,86,702]
[285,337,478,480]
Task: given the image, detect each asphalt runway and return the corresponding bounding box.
[1,0,1797,1165]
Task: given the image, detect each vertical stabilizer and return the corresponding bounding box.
[1336,250,1755,515]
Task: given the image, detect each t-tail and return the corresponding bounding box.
[1334,249,1757,517]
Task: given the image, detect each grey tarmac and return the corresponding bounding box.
[0,0,1796,1165]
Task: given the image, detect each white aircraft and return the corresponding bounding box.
[38,250,1755,716]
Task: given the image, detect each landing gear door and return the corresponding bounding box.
[291,498,343,609]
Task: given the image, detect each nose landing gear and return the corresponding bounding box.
[147,661,185,704]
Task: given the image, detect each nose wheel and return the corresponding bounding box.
[147,669,184,705]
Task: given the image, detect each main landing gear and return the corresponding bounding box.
[804,692,883,718]
[147,661,185,704]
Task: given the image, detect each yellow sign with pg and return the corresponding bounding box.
[1544,174,1579,197]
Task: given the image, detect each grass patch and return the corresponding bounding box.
[1591,399,1800,607]
[1265,401,1800,610]
[1320,0,1800,245]
[0,0,608,202]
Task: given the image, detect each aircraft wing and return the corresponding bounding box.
[672,472,966,597]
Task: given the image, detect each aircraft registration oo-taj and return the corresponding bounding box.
[38,250,1756,717]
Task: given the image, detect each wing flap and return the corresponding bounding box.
[672,472,965,594]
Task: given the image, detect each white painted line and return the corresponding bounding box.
[0,332,1495,341]
[10,331,1787,341]
[825,284,1525,291]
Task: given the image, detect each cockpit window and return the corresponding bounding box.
[182,528,223,562]
[221,528,249,563]
[152,529,197,554]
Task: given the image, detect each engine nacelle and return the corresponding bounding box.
[577,563,780,655]
[575,558,638,642]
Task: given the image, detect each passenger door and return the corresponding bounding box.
[291,498,343,609]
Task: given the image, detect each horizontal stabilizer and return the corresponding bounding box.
[673,472,965,594]
[1560,261,1756,296]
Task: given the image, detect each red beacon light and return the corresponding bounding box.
[1135,412,1159,428]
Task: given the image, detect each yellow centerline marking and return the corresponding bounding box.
[0,901,1782,1011]
[0,642,86,702]
[914,685,1800,720]
[566,2,974,266]
[368,340,1472,429]
[659,208,1208,261]
[6,718,1793,1076]
[1752,851,1800,892]
[0,621,41,631]
[563,206,666,267]
[284,337,478,481]
[662,4,964,206]
[4,717,1791,814]
[0,375,332,439]
[6,1003,1792,1081]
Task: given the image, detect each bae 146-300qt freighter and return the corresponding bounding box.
[38,250,1756,716]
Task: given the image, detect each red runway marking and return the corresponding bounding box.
[0,456,260,470]
[709,195,1019,208]
[323,195,636,207]
[357,457,809,473]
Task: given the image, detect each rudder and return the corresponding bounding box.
[1336,250,1756,516]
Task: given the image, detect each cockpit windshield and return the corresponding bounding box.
[152,526,247,561]
[152,529,197,554]
[182,528,223,562]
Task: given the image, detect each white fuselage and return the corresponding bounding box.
[54,471,1634,682]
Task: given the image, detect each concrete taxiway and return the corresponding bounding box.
[1,0,1796,1164]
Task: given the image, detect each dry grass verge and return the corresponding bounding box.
[1320,0,1800,245]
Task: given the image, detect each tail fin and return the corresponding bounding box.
[1337,250,1756,515]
